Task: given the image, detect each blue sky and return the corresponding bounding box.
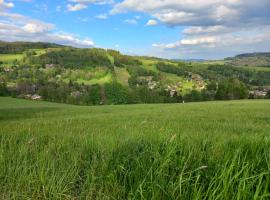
[0,0,270,59]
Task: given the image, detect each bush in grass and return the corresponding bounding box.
[0,81,9,96]
[184,90,204,102]
[87,84,101,105]
[104,82,129,104]
[215,78,248,100]
[266,90,270,99]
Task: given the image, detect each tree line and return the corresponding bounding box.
[0,41,61,54]
[1,76,265,105]
[27,48,113,69]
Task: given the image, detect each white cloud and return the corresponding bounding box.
[0,0,14,10]
[95,13,108,19]
[52,33,94,46]
[0,12,95,47]
[181,36,217,46]
[124,19,137,25]
[111,0,270,58]
[146,19,158,26]
[69,0,114,4]
[182,25,227,35]
[14,0,32,2]
[78,17,89,22]
[56,5,62,12]
[111,0,270,27]
[152,26,270,59]
[153,36,217,49]
[22,23,52,34]
[67,0,114,12]
[67,3,87,11]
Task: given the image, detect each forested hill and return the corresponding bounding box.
[225,52,270,67]
[0,41,62,54]
[0,41,270,105]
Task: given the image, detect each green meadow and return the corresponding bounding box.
[0,54,23,65]
[0,97,270,199]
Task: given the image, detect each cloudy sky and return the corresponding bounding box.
[0,0,269,59]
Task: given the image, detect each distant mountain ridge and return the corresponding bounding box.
[171,59,206,62]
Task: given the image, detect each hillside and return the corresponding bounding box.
[0,41,62,54]
[0,97,270,199]
[0,42,270,105]
[225,52,270,67]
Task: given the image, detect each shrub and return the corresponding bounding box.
[104,82,129,104]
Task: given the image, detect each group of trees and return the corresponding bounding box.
[184,78,249,102]
[107,50,142,67]
[38,81,101,105]
[268,91,270,99]
[156,62,188,77]
[208,65,270,86]
[158,63,270,87]
[127,65,159,87]
[8,80,181,105]
[0,81,9,96]
[28,48,113,69]
[0,41,60,54]
[215,78,248,100]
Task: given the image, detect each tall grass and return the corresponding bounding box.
[0,97,269,199]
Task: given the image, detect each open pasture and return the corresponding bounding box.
[0,98,270,199]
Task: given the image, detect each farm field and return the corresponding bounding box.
[0,97,270,199]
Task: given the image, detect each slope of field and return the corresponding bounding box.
[0,97,270,199]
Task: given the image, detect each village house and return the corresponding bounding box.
[3,67,13,72]
[20,94,42,100]
[249,90,267,98]
[45,64,55,69]
[165,85,178,97]
[31,94,42,100]
[148,80,157,90]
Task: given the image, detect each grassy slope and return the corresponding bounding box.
[0,54,24,64]
[0,49,46,66]
[0,97,270,199]
[140,59,159,72]
[114,67,130,86]
[80,72,113,85]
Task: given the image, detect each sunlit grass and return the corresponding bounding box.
[81,72,113,85]
[140,59,159,72]
[114,67,130,86]
[0,54,24,64]
[0,97,270,199]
